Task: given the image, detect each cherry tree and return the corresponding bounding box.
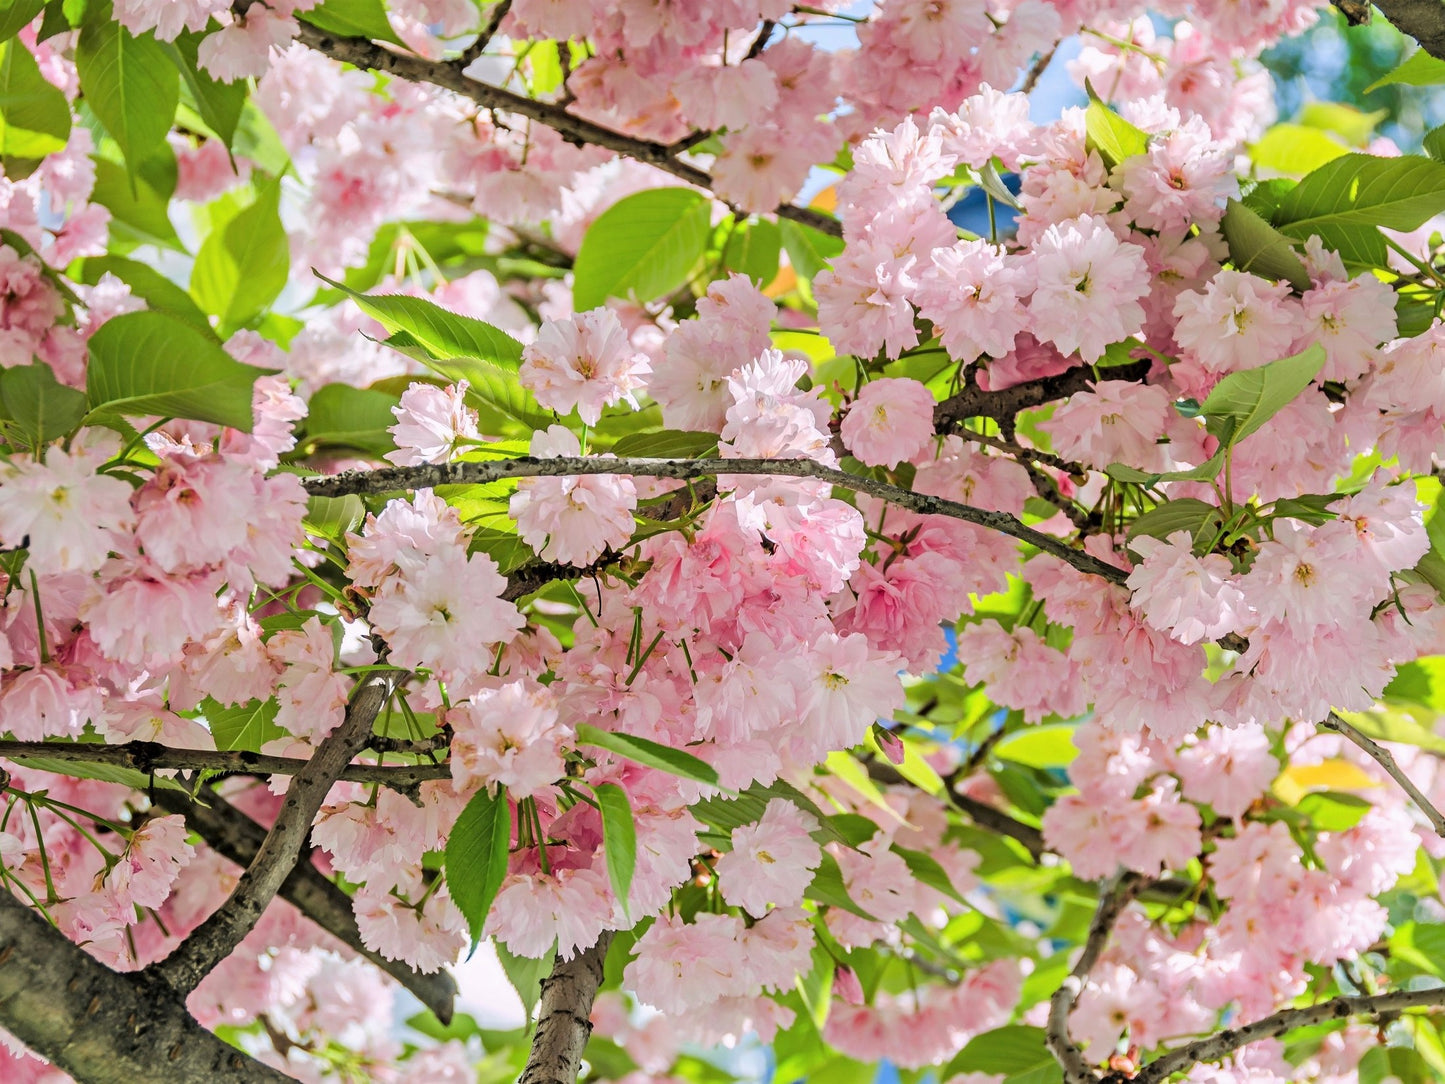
[6,0,1445,1082]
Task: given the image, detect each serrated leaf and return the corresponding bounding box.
[300,0,403,46]
[191,180,289,331]
[605,429,719,458]
[1219,199,1311,291]
[445,786,513,948]
[1083,80,1148,171]
[1126,497,1225,545]
[892,844,966,904]
[779,217,844,281]
[804,851,876,920]
[0,362,86,446]
[945,1025,1053,1077]
[86,310,271,430]
[572,188,710,311]
[75,19,177,181]
[1366,49,1445,93]
[205,696,286,752]
[574,722,719,786]
[595,782,637,919]
[301,383,400,456]
[305,493,366,539]
[1200,343,1325,446]
[0,35,69,168]
[0,0,43,42]
[1274,154,1445,267]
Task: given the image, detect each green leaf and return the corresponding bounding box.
[0,363,86,446]
[0,0,44,42]
[1219,198,1311,291]
[1425,125,1445,165]
[305,493,366,539]
[605,429,719,458]
[1083,80,1148,171]
[1126,497,1225,546]
[1366,49,1445,93]
[946,1026,1054,1077]
[804,852,876,920]
[2,749,185,791]
[445,786,513,947]
[1273,155,1445,267]
[191,180,289,332]
[720,218,781,286]
[381,329,552,437]
[1298,102,1386,145]
[166,31,246,149]
[1250,124,1349,175]
[572,188,710,311]
[1295,790,1371,832]
[779,217,844,281]
[496,941,552,1021]
[86,310,271,430]
[1104,450,1225,486]
[300,0,404,46]
[1199,343,1325,446]
[0,36,70,170]
[205,696,286,752]
[574,722,719,786]
[75,19,177,181]
[595,782,637,918]
[892,844,966,904]
[993,723,1081,770]
[71,254,214,336]
[302,383,400,456]
[89,152,183,250]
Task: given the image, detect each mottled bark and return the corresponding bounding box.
[518,933,614,1084]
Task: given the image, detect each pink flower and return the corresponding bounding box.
[488,865,616,960]
[386,381,481,465]
[105,815,194,912]
[268,616,350,742]
[449,680,567,798]
[520,309,651,425]
[510,425,637,566]
[1174,724,1278,818]
[1172,270,1301,375]
[715,799,822,914]
[1028,215,1151,363]
[1127,530,1245,645]
[114,0,229,40]
[0,443,135,576]
[840,378,937,468]
[1240,520,1369,632]
[797,633,905,755]
[814,240,920,361]
[914,240,1032,363]
[354,878,467,973]
[712,121,834,214]
[198,7,299,82]
[625,912,745,1012]
[1044,380,1175,471]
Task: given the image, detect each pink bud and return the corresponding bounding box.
[834,965,865,1006]
[877,728,905,765]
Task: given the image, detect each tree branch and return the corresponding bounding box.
[149,784,458,1024]
[0,888,291,1083]
[933,360,1152,431]
[454,0,510,69]
[148,672,400,995]
[1047,871,1144,1084]
[300,456,1130,586]
[1129,985,1445,1084]
[292,25,842,238]
[1319,712,1445,838]
[0,740,450,789]
[1374,0,1445,61]
[519,932,614,1084]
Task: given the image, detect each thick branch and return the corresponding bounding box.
[148,673,399,995]
[149,785,457,1024]
[292,25,842,238]
[0,740,449,789]
[301,456,1130,586]
[1319,712,1445,838]
[1374,0,1445,61]
[1129,986,1445,1084]
[933,360,1152,431]
[519,932,614,1084]
[0,888,290,1083]
[1047,872,1144,1084]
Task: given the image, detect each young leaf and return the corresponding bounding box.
[446,785,513,947]
[574,722,719,786]
[1126,497,1225,546]
[1366,49,1445,93]
[1083,79,1148,170]
[595,782,638,919]
[892,845,966,905]
[191,180,290,332]
[1199,343,1325,446]
[86,310,272,430]
[572,188,710,311]
[75,19,177,181]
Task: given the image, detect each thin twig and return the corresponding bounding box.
[301,455,1131,586]
[454,0,511,70]
[1320,712,1445,838]
[1020,41,1060,95]
[1047,871,1144,1084]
